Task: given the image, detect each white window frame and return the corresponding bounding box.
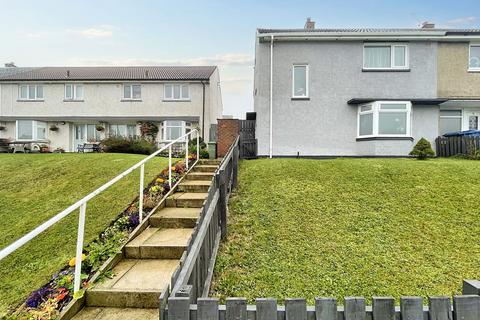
[122,84,142,100]
[439,109,464,134]
[363,43,409,70]
[357,101,412,138]
[18,84,44,101]
[163,120,186,141]
[468,43,480,71]
[164,83,190,101]
[109,124,137,138]
[292,64,309,98]
[65,84,84,101]
[15,120,48,141]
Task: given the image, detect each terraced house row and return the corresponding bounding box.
[0,66,222,151]
[254,19,480,156]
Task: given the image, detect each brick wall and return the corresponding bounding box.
[217,119,240,157]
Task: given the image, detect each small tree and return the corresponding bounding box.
[409,138,435,160]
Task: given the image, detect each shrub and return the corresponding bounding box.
[409,138,435,160]
[101,136,156,155]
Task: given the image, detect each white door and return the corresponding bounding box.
[74,124,86,147]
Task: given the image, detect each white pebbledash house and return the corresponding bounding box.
[0,65,222,151]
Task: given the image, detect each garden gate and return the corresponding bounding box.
[239,120,257,159]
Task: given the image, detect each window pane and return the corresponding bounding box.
[18,120,33,139]
[65,85,73,99]
[165,84,172,99]
[359,113,373,136]
[440,110,462,117]
[360,105,372,112]
[379,112,407,134]
[469,116,478,130]
[380,103,407,110]
[173,85,181,99]
[181,85,189,99]
[20,85,28,99]
[469,46,480,69]
[364,46,391,68]
[440,118,462,135]
[36,122,46,140]
[118,125,127,137]
[166,120,182,127]
[75,85,83,99]
[293,66,307,97]
[87,125,96,141]
[109,125,118,136]
[127,125,136,137]
[167,127,182,140]
[394,46,406,67]
[28,85,36,99]
[36,86,43,99]
[132,85,141,99]
[124,85,131,99]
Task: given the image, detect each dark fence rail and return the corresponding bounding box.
[169,136,240,302]
[436,136,480,157]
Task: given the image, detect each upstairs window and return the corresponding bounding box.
[292,65,308,98]
[363,44,408,70]
[16,120,47,140]
[65,84,84,100]
[164,84,190,101]
[358,101,411,137]
[19,85,43,100]
[123,84,141,100]
[469,44,480,70]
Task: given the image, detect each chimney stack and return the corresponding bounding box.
[304,17,315,30]
[421,21,435,29]
[4,62,16,67]
[66,70,70,78]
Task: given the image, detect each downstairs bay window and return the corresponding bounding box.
[16,120,47,140]
[357,101,412,138]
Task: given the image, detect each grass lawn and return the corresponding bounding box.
[0,153,169,315]
[211,158,480,304]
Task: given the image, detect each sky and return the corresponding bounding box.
[0,0,479,119]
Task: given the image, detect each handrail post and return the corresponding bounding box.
[139,164,144,222]
[168,145,172,188]
[185,136,189,170]
[197,131,200,161]
[73,202,87,293]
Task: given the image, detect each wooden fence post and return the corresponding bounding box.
[226,298,247,320]
[372,297,395,320]
[344,297,366,320]
[463,280,480,295]
[168,297,190,320]
[256,298,277,320]
[216,169,227,239]
[232,143,239,189]
[285,298,307,320]
[453,295,480,320]
[400,296,423,320]
[315,298,337,320]
[198,297,219,320]
[428,296,452,320]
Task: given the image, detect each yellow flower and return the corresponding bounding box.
[69,254,87,267]
[156,178,165,184]
[171,166,176,171]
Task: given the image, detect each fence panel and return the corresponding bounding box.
[436,136,480,157]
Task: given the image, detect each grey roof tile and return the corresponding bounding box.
[257,28,480,34]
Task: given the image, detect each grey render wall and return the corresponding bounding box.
[254,40,439,156]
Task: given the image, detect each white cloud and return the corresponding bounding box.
[444,16,477,27]
[65,25,114,39]
[66,53,254,67]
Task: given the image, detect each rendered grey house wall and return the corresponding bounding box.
[254,40,439,156]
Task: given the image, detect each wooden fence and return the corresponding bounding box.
[239,120,257,159]
[169,136,239,302]
[436,135,480,157]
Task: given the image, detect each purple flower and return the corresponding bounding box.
[128,213,139,229]
[26,287,50,308]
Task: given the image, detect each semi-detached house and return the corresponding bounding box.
[0,66,222,151]
[254,19,480,157]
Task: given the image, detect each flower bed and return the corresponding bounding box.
[11,159,191,319]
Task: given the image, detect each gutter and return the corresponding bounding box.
[269,35,274,158]
[257,33,480,42]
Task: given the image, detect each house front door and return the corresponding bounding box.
[74,124,101,150]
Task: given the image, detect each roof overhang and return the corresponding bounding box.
[347,98,449,105]
[439,99,480,108]
[0,115,201,122]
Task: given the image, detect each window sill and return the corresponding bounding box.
[362,68,410,72]
[356,136,414,141]
[468,69,480,73]
[17,99,44,102]
[63,99,84,102]
[291,97,310,101]
[163,99,191,102]
[121,99,143,102]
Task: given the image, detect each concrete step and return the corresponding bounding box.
[185,172,215,181]
[86,259,177,308]
[178,180,211,193]
[193,165,217,173]
[166,192,208,208]
[149,207,200,228]
[124,227,192,259]
[71,307,158,320]
[199,159,222,165]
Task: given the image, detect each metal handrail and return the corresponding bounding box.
[0,129,200,293]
